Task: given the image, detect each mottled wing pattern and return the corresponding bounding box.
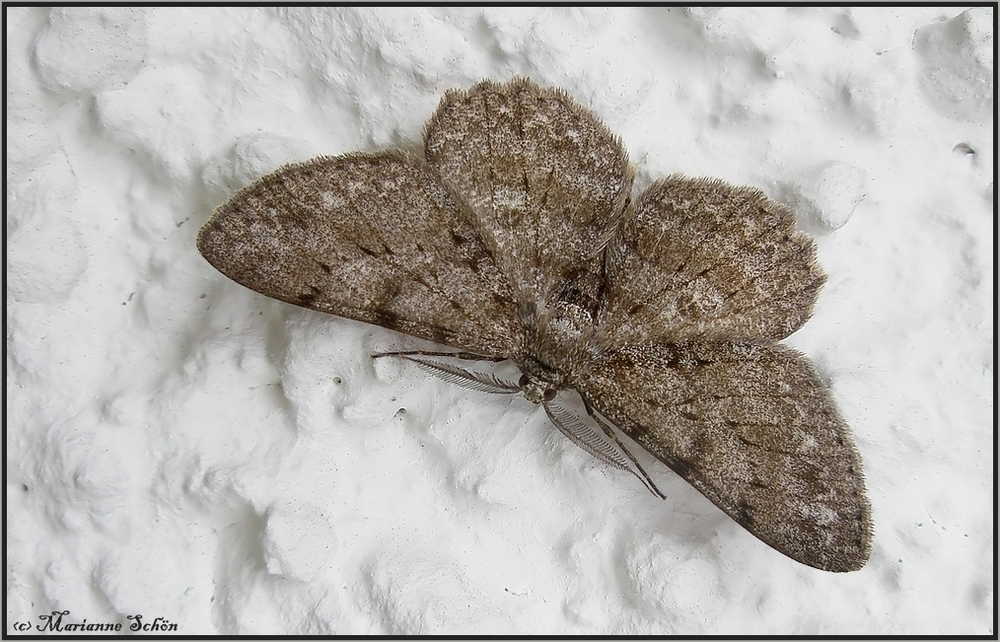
[575,341,872,572]
[198,150,518,356]
[600,177,826,347]
[424,78,633,313]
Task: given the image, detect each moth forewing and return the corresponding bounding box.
[576,342,873,572]
[196,151,520,358]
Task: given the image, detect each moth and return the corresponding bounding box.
[198,78,873,572]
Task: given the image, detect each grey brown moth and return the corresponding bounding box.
[198,78,873,572]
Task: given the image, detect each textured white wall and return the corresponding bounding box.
[6,6,993,635]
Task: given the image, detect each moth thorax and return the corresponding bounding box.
[522,303,602,383]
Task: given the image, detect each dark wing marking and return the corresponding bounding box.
[576,341,873,572]
[197,150,518,357]
[600,176,826,347]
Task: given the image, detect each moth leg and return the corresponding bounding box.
[374,351,520,394]
[371,349,507,362]
[582,398,667,500]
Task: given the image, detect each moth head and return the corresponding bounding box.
[518,373,557,405]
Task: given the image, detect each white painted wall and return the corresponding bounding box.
[6,6,993,635]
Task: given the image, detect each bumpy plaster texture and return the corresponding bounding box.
[6,6,994,635]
